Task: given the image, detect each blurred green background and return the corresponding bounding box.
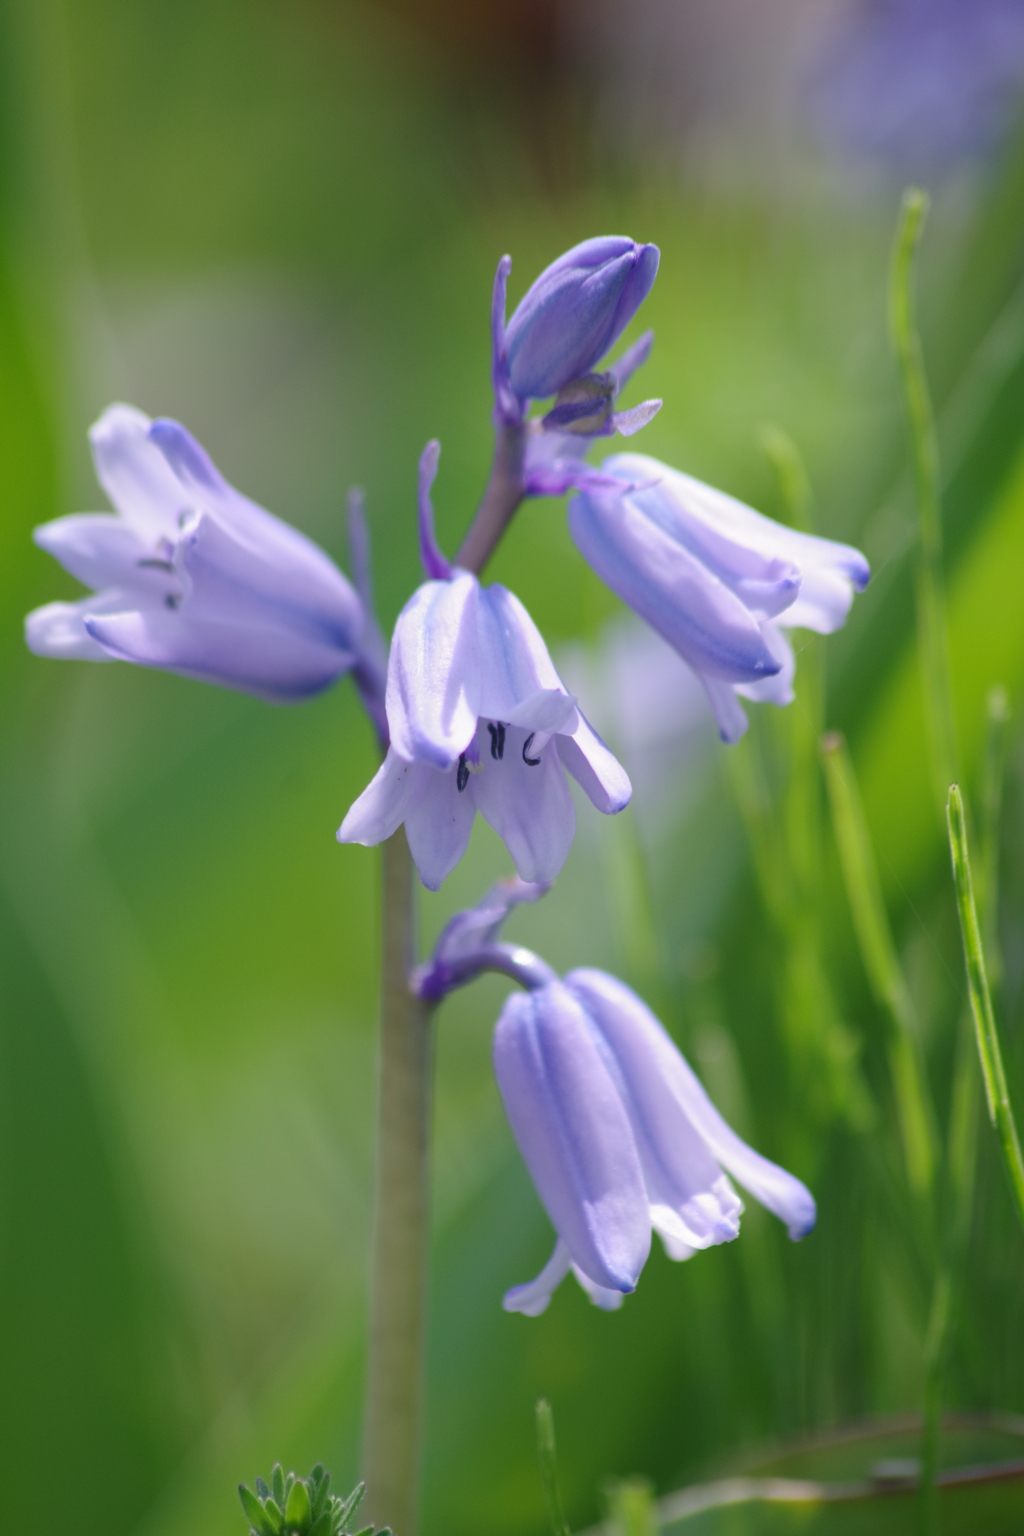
[3,2,1024,1533]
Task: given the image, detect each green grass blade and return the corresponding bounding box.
[890,187,959,815]
[821,733,938,1193]
[947,783,1024,1228]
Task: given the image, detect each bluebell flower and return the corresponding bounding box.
[501,236,660,405]
[338,445,630,890]
[568,453,870,743]
[494,968,816,1315]
[26,404,365,702]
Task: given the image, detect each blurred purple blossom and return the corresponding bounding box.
[26,405,366,703]
[811,0,1024,172]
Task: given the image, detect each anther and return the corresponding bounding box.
[487,722,506,760]
[522,733,541,766]
[457,753,470,792]
[137,558,176,573]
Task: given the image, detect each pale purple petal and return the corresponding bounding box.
[555,713,632,813]
[735,623,795,707]
[605,452,869,604]
[471,725,577,884]
[178,512,362,654]
[403,763,477,891]
[567,970,744,1252]
[569,489,782,683]
[780,566,858,634]
[84,609,349,701]
[571,1263,625,1310]
[493,983,651,1291]
[699,675,750,744]
[32,514,158,593]
[475,584,578,731]
[25,593,131,661]
[601,456,802,621]
[337,749,431,848]
[566,969,816,1240]
[612,399,662,437]
[502,1239,572,1317]
[89,404,188,541]
[385,572,481,769]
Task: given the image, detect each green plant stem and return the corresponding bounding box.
[889,187,959,816]
[363,831,434,1536]
[362,430,528,1534]
[820,732,938,1194]
[947,784,1024,1228]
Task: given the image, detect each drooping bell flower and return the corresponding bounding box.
[568,453,870,742]
[494,968,816,1315]
[26,405,366,703]
[338,444,630,890]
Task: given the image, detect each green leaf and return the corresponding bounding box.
[272,1465,286,1510]
[285,1477,312,1532]
[337,1482,365,1529]
[311,1469,331,1520]
[263,1497,284,1534]
[257,1480,272,1502]
[239,1485,277,1536]
[308,1512,332,1536]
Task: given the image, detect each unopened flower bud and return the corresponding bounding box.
[504,237,660,401]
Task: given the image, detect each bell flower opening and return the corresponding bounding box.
[338,568,630,890]
[26,404,366,703]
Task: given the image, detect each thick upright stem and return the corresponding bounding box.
[455,420,526,574]
[364,831,433,1536]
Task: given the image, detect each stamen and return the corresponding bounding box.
[457,753,470,792]
[164,594,180,610]
[522,733,542,766]
[487,722,506,760]
[138,558,175,573]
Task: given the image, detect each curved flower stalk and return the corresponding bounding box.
[26,405,366,702]
[338,445,631,890]
[569,452,871,742]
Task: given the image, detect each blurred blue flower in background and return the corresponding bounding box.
[569,452,870,742]
[26,405,366,702]
[494,967,816,1317]
[811,0,1024,172]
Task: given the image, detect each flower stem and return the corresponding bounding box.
[455,420,526,574]
[363,830,434,1535]
[889,188,959,816]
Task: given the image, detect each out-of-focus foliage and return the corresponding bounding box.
[3,3,1024,1535]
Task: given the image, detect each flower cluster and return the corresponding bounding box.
[25,231,868,1318]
